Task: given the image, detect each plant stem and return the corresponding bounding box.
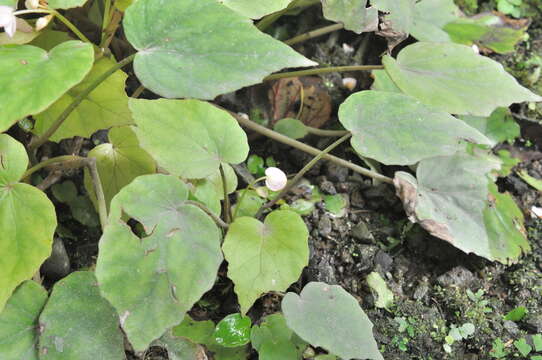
[101,0,112,35]
[51,10,92,43]
[264,65,384,81]
[85,157,108,231]
[232,176,266,220]
[235,115,393,184]
[220,164,232,223]
[255,133,352,218]
[306,126,350,137]
[29,53,136,151]
[186,201,229,229]
[100,8,123,49]
[22,155,86,180]
[285,23,344,46]
[132,84,145,98]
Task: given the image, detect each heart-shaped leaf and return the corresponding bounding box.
[0,41,94,132]
[83,126,155,211]
[409,0,459,42]
[33,57,133,142]
[383,42,542,116]
[322,0,376,34]
[95,174,223,351]
[129,98,249,179]
[123,0,316,99]
[218,0,292,18]
[459,107,520,146]
[251,314,307,360]
[213,314,251,348]
[338,91,492,165]
[223,210,309,314]
[0,281,47,359]
[393,152,530,263]
[38,271,125,359]
[0,134,56,312]
[282,282,383,360]
[153,331,206,360]
[274,118,308,139]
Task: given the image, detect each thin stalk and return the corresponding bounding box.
[29,54,136,151]
[285,23,344,46]
[100,8,123,49]
[86,158,108,231]
[220,164,232,223]
[264,65,384,81]
[51,10,92,43]
[232,176,266,220]
[186,201,229,229]
[255,133,352,218]
[306,127,350,137]
[101,0,112,35]
[22,155,86,180]
[235,115,393,184]
[131,84,145,98]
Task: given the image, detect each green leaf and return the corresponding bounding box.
[322,0,376,34]
[83,126,155,211]
[247,155,265,176]
[153,331,207,360]
[372,0,416,34]
[324,194,348,217]
[251,314,306,360]
[172,315,215,344]
[222,210,309,313]
[38,272,125,359]
[517,170,542,191]
[0,134,56,312]
[459,107,520,146]
[191,164,238,215]
[383,42,542,116]
[514,338,532,357]
[503,306,527,321]
[95,174,223,351]
[393,152,530,263]
[371,70,401,93]
[123,0,316,99]
[48,0,88,9]
[33,57,133,142]
[533,334,542,352]
[410,0,460,42]
[274,118,308,139]
[0,20,39,45]
[282,282,383,360]
[30,30,72,51]
[0,41,94,132]
[366,272,394,310]
[114,0,132,11]
[51,181,77,203]
[0,281,47,360]
[218,0,292,18]
[129,98,249,179]
[213,314,251,348]
[338,91,492,165]
[233,189,266,218]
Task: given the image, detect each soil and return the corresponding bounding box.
[36,1,542,359]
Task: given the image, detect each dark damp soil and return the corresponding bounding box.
[37,2,542,359]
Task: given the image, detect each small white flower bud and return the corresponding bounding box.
[342,77,357,91]
[471,44,480,54]
[342,43,354,54]
[531,206,542,219]
[35,14,52,31]
[265,167,287,192]
[0,6,16,38]
[25,0,40,9]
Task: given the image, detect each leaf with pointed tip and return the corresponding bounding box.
[33,57,133,142]
[0,134,56,312]
[338,91,492,165]
[222,210,309,314]
[123,0,316,99]
[0,41,94,132]
[83,126,155,211]
[38,272,125,359]
[282,282,383,360]
[383,42,542,116]
[129,98,249,179]
[95,174,223,351]
[0,281,47,360]
[218,0,292,18]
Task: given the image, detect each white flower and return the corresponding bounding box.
[531,206,542,219]
[342,43,354,54]
[342,77,357,91]
[0,6,16,38]
[35,14,52,31]
[265,167,287,192]
[25,0,39,9]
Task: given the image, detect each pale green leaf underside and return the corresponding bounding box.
[0,281,47,360]
[191,163,238,215]
[33,57,133,142]
[383,42,542,116]
[0,135,56,313]
[222,210,309,314]
[410,0,459,42]
[0,41,94,133]
[38,271,125,360]
[129,98,249,179]
[123,0,316,99]
[372,0,416,33]
[282,282,384,360]
[96,174,223,351]
[394,152,530,263]
[338,91,492,165]
[48,0,88,9]
[218,0,292,18]
[322,0,370,34]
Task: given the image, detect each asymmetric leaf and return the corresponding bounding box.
[0,41,93,132]
[129,98,249,179]
[410,0,459,42]
[218,0,292,18]
[95,174,223,351]
[383,42,542,116]
[213,314,251,347]
[459,107,520,145]
[282,282,383,360]
[338,91,492,165]
[251,314,307,360]
[322,0,372,34]
[34,57,133,142]
[38,272,125,359]
[123,0,316,99]
[0,281,47,360]
[83,126,155,211]
[223,210,309,314]
[370,70,401,92]
[0,135,56,312]
[393,152,530,263]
